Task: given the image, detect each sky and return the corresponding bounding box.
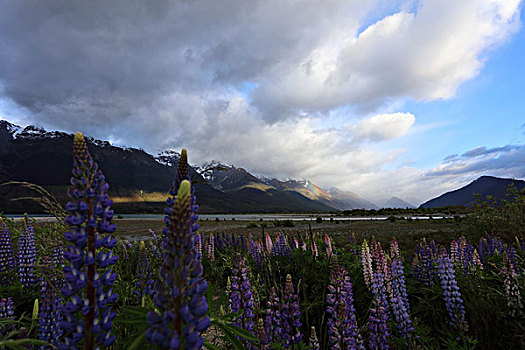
[0,0,524,205]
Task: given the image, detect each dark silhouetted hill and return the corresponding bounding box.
[420,176,525,208]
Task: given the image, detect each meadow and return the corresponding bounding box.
[0,133,524,349]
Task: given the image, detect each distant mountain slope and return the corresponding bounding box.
[0,121,335,213]
[420,176,525,208]
[327,188,379,210]
[379,196,415,209]
[202,163,378,209]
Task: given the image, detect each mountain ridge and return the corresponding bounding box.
[420,176,525,208]
[0,121,335,213]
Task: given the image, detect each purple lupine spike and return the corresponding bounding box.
[265,287,281,344]
[272,234,291,259]
[0,219,15,286]
[249,238,263,271]
[162,149,199,252]
[38,256,63,348]
[17,222,37,288]
[229,254,255,344]
[369,272,390,350]
[0,297,14,318]
[255,317,270,350]
[60,132,118,349]
[147,179,209,349]
[134,241,154,302]
[53,245,65,269]
[240,235,246,251]
[280,274,302,348]
[415,240,436,286]
[390,259,414,339]
[0,297,15,337]
[507,247,520,274]
[326,266,364,349]
[436,249,468,334]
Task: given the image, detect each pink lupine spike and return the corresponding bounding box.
[207,234,215,262]
[265,233,273,254]
[361,240,373,289]
[390,237,400,259]
[450,240,459,262]
[325,234,333,260]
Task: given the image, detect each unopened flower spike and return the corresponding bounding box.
[60,132,119,349]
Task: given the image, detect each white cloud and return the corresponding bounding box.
[351,112,415,142]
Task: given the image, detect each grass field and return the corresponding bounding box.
[112,217,464,252]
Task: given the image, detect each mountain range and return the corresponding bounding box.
[2,120,521,214]
[0,121,390,213]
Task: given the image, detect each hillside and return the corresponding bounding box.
[420,176,525,208]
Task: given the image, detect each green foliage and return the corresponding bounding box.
[272,219,295,227]
[464,183,525,241]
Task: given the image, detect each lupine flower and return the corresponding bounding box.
[308,326,320,350]
[349,231,356,245]
[0,297,14,336]
[376,246,392,300]
[0,297,14,318]
[390,237,400,260]
[390,259,414,339]
[148,229,162,259]
[369,272,390,350]
[38,256,63,348]
[229,254,255,343]
[147,179,209,349]
[249,238,263,271]
[17,222,38,288]
[134,241,154,302]
[502,252,523,317]
[272,235,291,258]
[207,234,215,262]
[254,318,269,350]
[326,266,364,350]
[265,233,273,254]
[300,241,307,251]
[472,249,483,270]
[370,239,380,263]
[0,219,15,286]
[292,238,299,250]
[280,274,302,348]
[413,240,435,286]
[450,240,459,262]
[311,240,319,258]
[325,234,333,260]
[264,287,282,344]
[361,240,374,289]
[436,250,468,333]
[508,247,520,274]
[60,132,119,349]
[195,233,202,259]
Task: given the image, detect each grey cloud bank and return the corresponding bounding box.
[0,0,522,205]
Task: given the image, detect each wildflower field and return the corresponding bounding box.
[0,133,524,349]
